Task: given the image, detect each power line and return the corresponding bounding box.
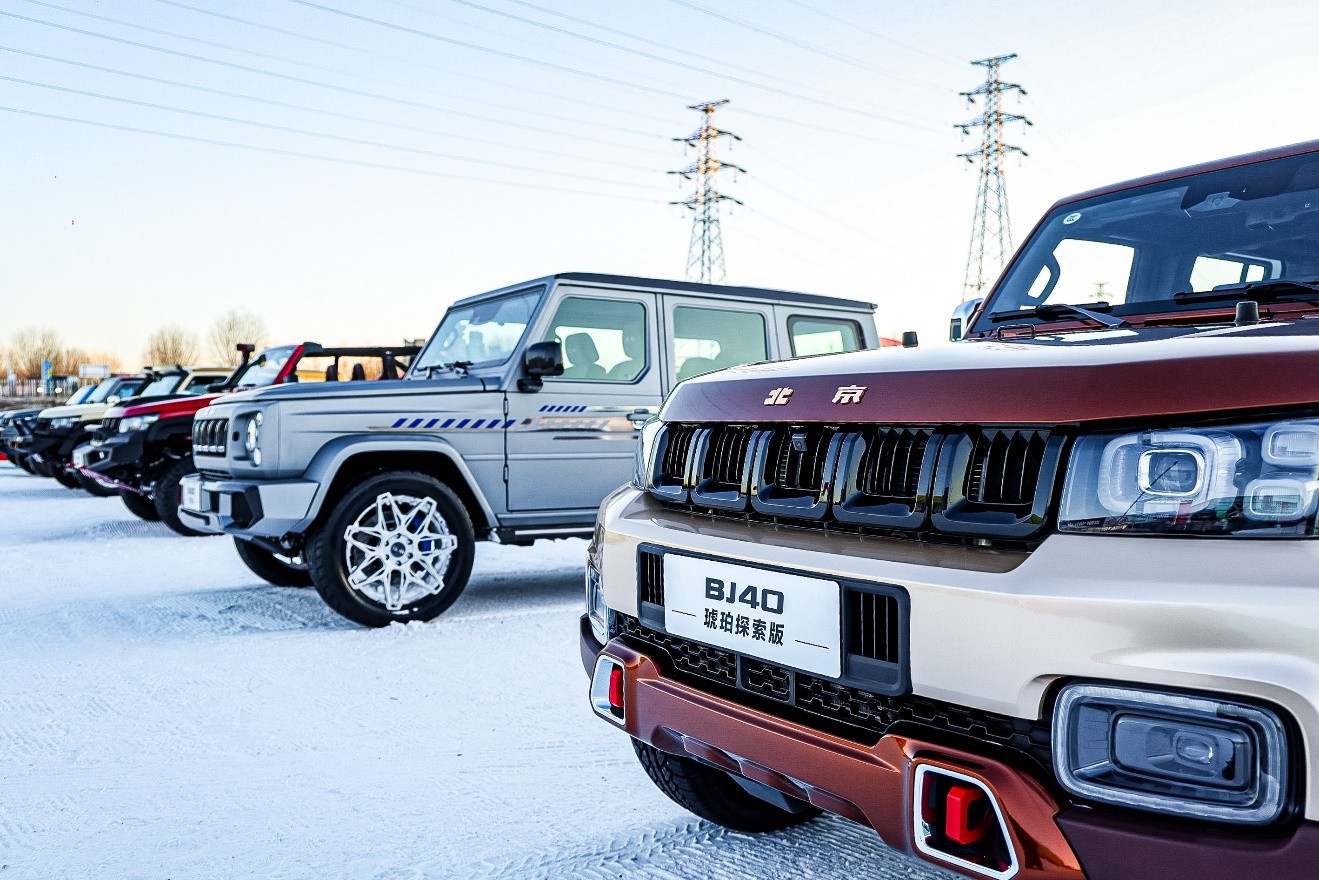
[777,0,965,69]
[665,0,951,97]
[671,101,743,284]
[0,11,670,151]
[425,0,939,128]
[0,46,663,174]
[1,76,667,191]
[281,0,694,102]
[0,106,667,202]
[957,53,1030,298]
[20,0,667,141]
[149,0,677,129]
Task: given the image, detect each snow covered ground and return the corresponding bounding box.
[0,466,952,879]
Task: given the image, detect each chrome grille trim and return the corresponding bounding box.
[193,418,229,456]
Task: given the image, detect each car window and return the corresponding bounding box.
[1020,238,1135,307]
[1188,255,1268,292]
[542,296,648,383]
[788,316,863,356]
[293,356,398,382]
[672,306,767,382]
[183,375,219,393]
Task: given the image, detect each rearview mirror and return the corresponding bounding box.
[519,341,564,392]
[949,298,984,342]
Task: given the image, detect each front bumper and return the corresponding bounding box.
[582,617,1319,880]
[177,472,318,538]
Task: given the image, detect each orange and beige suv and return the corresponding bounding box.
[582,141,1319,879]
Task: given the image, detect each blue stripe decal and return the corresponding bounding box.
[456,419,470,428]
[424,418,440,429]
[470,419,484,429]
[408,418,424,428]
[391,418,407,428]
[441,418,455,429]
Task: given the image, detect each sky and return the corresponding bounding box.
[3,0,1319,368]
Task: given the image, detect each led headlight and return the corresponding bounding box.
[630,418,664,490]
[244,412,263,466]
[119,414,160,433]
[49,417,77,430]
[585,561,608,644]
[1053,683,1289,824]
[1060,417,1319,536]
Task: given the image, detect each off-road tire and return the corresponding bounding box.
[233,538,313,587]
[29,457,51,477]
[155,457,209,537]
[632,739,821,832]
[120,489,162,521]
[52,466,80,489]
[76,471,119,497]
[13,454,33,474]
[306,472,475,627]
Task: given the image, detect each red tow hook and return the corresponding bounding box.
[945,782,992,845]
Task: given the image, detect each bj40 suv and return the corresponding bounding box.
[179,273,878,626]
[583,143,1319,880]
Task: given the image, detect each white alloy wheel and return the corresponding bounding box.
[342,491,460,611]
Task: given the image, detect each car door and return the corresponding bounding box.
[505,287,662,512]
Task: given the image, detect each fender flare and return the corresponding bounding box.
[300,434,499,528]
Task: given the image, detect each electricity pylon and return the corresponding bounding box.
[671,100,743,284]
[957,54,1030,299]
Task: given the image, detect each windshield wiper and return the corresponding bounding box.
[1173,278,1319,305]
[422,361,473,379]
[989,301,1129,329]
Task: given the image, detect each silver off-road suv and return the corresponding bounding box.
[179,273,878,626]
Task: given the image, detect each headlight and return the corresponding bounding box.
[49,417,77,430]
[1059,416,1319,536]
[244,412,263,465]
[585,561,608,644]
[631,418,664,490]
[1053,682,1289,824]
[119,414,160,433]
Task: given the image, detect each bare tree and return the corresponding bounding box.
[143,325,199,367]
[55,347,90,376]
[207,310,268,364]
[8,327,63,379]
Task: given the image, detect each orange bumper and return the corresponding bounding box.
[594,629,1082,879]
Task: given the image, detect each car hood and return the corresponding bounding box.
[212,375,490,407]
[661,320,1319,426]
[37,402,122,422]
[108,393,223,420]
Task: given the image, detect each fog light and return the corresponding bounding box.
[585,562,608,645]
[1054,683,1288,824]
[589,656,625,724]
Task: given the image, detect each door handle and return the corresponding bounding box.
[626,407,656,428]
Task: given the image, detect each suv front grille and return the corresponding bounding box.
[651,422,1067,543]
[617,614,1052,768]
[194,418,229,455]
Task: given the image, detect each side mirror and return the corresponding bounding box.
[518,341,564,392]
[107,395,121,405]
[949,298,984,342]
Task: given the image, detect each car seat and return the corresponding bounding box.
[325,364,339,382]
[350,363,367,381]
[562,333,605,380]
[607,325,645,381]
[677,357,719,381]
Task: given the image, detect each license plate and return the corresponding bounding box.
[181,481,202,513]
[72,448,88,467]
[662,554,841,678]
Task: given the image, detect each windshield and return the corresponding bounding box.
[139,373,185,397]
[87,378,140,403]
[412,288,542,374]
[229,345,297,388]
[65,385,95,405]
[977,151,1319,330]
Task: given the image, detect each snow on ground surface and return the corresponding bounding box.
[0,466,954,879]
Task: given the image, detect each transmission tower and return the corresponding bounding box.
[671,100,743,284]
[957,53,1030,299]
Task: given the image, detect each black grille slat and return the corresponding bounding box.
[766,426,834,493]
[857,428,929,503]
[966,429,1048,509]
[701,425,753,489]
[193,418,229,455]
[660,425,698,484]
[618,615,1051,768]
[847,590,899,664]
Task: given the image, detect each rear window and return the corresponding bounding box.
[672,306,767,382]
[788,316,863,356]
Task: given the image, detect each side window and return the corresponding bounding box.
[184,376,218,392]
[1189,255,1270,292]
[788,316,862,357]
[542,296,648,383]
[672,306,767,382]
[1024,238,1135,306]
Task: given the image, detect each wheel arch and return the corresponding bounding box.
[303,437,497,539]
